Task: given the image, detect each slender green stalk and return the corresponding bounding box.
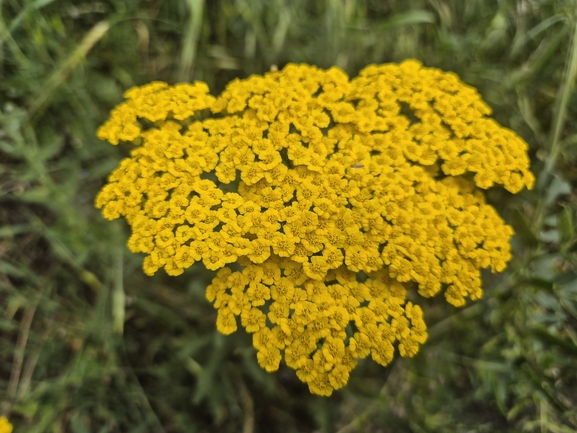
[533,0,577,228]
[27,20,112,117]
[112,245,125,334]
[177,0,205,82]
[547,2,577,167]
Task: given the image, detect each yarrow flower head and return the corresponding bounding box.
[96,60,534,396]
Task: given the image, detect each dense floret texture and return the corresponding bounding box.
[96,60,533,396]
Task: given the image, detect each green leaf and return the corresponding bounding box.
[535,292,560,309]
[350,10,436,31]
[37,130,65,161]
[511,208,539,248]
[0,224,33,237]
[554,271,577,285]
[558,207,575,245]
[0,0,57,47]
[560,133,577,149]
[376,10,436,28]
[14,186,51,203]
[545,176,572,207]
[0,139,17,155]
[531,254,564,282]
[520,277,554,291]
[529,327,577,356]
[70,413,91,433]
[193,332,227,404]
[560,299,577,318]
[558,276,577,296]
[517,95,545,145]
[510,14,566,56]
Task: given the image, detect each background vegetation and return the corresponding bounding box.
[1,0,576,431]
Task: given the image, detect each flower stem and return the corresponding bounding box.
[534,0,577,228]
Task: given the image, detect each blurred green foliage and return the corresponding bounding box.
[0,0,576,431]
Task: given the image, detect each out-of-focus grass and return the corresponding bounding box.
[0,0,576,432]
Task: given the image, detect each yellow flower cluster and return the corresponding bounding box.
[0,417,12,433]
[95,60,533,396]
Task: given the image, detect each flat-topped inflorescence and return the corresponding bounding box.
[95,60,534,396]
